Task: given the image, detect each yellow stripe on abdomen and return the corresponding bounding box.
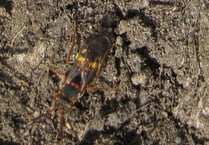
[75,53,98,69]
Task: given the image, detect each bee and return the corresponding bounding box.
[32,20,114,139]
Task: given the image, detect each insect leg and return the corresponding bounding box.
[66,19,77,64]
[48,66,65,79]
[31,107,57,122]
[93,43,114,82]
[59,108,65,139]
[86,86,104,92]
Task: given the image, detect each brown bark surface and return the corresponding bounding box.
[0,0,209,144]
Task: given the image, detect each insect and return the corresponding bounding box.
[32,20,114,138]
